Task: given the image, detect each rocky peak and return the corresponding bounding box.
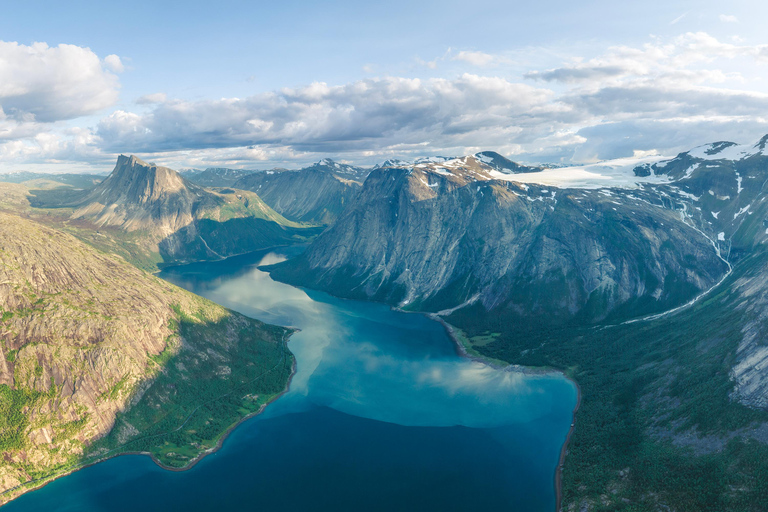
[71,155,209,234]
[103,154,193,204]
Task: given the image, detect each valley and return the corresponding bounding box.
[2,136,768,511]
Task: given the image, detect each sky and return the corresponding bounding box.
[1,0,767,172]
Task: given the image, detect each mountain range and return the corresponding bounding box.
[4,137,768,510]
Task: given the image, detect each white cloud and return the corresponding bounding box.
[526,32,768,84]
[719,14,739,23]
[4,33,768,171]
[453,51,495,66]
[103,54,124,73]
[95,74,568,156]
[0,41,120,124]
[670,12,688,25]
[136,92,167,105]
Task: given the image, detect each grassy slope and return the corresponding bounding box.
[448,252,768,511]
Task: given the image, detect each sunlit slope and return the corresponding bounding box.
[0,212,294,504]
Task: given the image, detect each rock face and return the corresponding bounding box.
[270,154,729,325]
[72,155,209,236]
[729,257,768,409]
[234,159,368,225]
[0,212,292,500]
[65,155,313,264]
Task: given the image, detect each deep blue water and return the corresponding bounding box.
[5,249,577,511]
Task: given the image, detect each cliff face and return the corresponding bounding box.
[72,155,208,236]
[234,159,367,225]
[270,156,729,325]
[0,212,293,500]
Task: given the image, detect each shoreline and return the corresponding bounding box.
[0,339,298,508]
[429,313,582,512]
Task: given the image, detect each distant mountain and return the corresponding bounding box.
[181,167,258,187]
[0,212,293,504]
[473,151,544,174]
[39,155,319,265]
[370,153,544,174]
[372,159,411,170]
[233,159,369,225]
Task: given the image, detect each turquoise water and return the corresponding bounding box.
[5,249,577,511]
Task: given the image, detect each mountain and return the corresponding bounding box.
[0,212,293,504]
[371,152,544,174]
[41,155,319,266]
[233,159,369,225]
[269,153,728,324]
[372,159,411,170]
[181,167,257,187]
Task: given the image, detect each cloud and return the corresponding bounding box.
[0,41,120,124]
[670,12,688,25]
[95,74,570,155]
[719,14,738,23]
[525,32,768,85]
[4,32,768,171]
[453,51,495,66]
[526,66,626,83]
[136,92,167,105]
[103,54,124,73]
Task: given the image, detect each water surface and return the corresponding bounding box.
[6,249,577,511]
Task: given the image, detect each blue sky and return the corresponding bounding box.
[1,0,767,171]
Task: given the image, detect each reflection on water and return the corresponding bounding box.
[169,251,573,429]
[6,248,577,512]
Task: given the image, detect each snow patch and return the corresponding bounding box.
[734,205,751,219]
[487,155,672,190]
